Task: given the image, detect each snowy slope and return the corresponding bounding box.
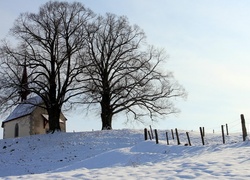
[0,129,250,179]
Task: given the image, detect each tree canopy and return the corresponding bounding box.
[81,13,186,129]
[0,1,186,131]
[0,1,94,132]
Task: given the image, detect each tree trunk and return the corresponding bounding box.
[101,113,112,130]
[48,54,61,133]
[101,92,113,130]
[48,106,61,133]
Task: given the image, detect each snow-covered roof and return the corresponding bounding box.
[2,96,43,124]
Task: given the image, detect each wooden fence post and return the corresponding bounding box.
[221,125,225,144]
[199,127,205,145]
[226,123,229,136]
[166,132,169,145]
[171,129,174,139]
[175,128,181,145]
[148,131,152,140]
[150,125,154,139]
[144,128,148,140]
[241,114,248,141]
[154,129,159,144]
[186,132,191,146]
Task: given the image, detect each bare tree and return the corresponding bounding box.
[0,1,94,132]
[81,13,187,130]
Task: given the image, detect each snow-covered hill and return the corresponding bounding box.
[0,129,250,179]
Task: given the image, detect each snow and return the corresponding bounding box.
[3,96,43,123]
[0,129,250,179]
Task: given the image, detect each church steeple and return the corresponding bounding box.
[19,61,30,101]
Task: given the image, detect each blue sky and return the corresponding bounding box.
[1,1,250,138]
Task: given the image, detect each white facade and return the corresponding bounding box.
[2,97,66,139]
[3,115,31,139]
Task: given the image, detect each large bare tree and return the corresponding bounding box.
[81,13,187,130]
[0,1,94,132]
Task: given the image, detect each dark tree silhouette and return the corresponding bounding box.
[0,3,186,132]
[0,1,94,132]
[81,13,187,130]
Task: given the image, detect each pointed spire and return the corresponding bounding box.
[19,59,30,101]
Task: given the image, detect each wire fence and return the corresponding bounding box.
[144,114,248,146]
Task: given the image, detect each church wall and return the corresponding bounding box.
[3,116,31,139]
[31,106,47,135]
[2,106,67,139]
[59,113,67,132]
[31,106,66,134]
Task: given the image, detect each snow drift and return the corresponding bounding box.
[0,129,250,179]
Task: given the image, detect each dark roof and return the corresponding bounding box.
[2,96,43,124]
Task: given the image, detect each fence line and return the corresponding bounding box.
[144,114,248,146]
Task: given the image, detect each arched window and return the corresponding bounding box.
[15,123,19,138]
